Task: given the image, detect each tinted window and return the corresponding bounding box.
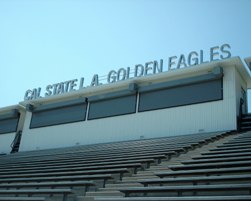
[139,79,222,112]
[88,94,137,120]
[30,103,87,128]
[0,117,19,134]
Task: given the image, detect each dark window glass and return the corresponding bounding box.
[30,103,87,129]
[139,79,223,112]
[88,94,137,120]
[0,117,19,134]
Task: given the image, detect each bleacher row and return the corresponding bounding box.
[91,131,251,201]
[0,131,250,201]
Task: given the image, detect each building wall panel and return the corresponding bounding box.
[19,66,237,151]
[0,132,16,154]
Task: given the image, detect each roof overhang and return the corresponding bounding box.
[18,56,251,108]
[0,104,25,115]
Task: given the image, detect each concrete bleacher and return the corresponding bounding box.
[91,131,251,201]
[1,131,251,201]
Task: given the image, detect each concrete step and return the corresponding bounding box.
[100,183,143,191]
[121,177,158,182]
[98,187,131,192]
[79,133,238,201]
[133,171,156,176]
[105,183,143,188]
[78,195,123,201]
[121,178,153,182]
[147,166,170,170]
[86,190,124,197]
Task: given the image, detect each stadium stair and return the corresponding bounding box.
[1,131,251,201]
[240,114,251,132]
[79,132,251,201]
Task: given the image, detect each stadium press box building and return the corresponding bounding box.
[0,45,251,154]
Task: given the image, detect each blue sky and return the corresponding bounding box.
[0,0,251,108]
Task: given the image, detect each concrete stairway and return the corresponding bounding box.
[78,133,238,201]
[240,114,251,132]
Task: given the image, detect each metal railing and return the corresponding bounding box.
[10,130,22,151]
[238,98,244,132]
